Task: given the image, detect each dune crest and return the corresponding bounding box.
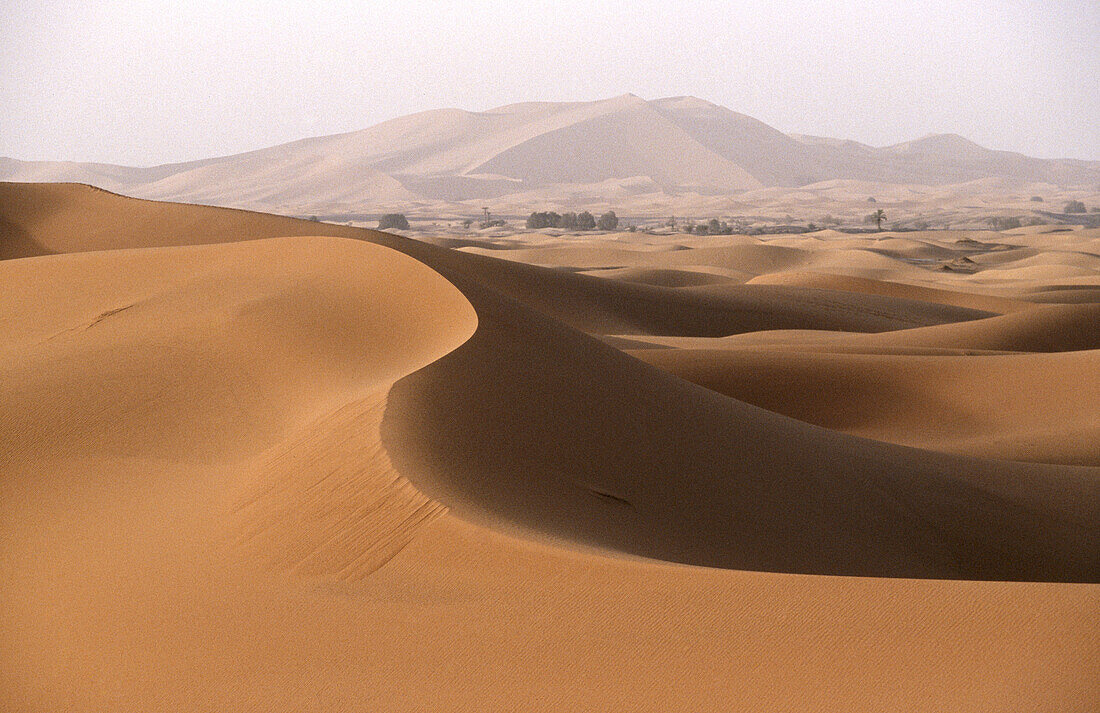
[1,233,476,586]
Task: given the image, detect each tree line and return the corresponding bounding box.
[375,202,1096,234]
[526,210,619,231]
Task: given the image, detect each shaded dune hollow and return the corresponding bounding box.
[379,282,1099,581]
[2,183,1099,712]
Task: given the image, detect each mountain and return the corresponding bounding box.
[3,95,1098,214]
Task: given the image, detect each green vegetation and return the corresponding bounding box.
[987,216,1021,231]
[377,213,410,230]
[526,211,563,229]
[865,209,886,230]
[576,211,597,230]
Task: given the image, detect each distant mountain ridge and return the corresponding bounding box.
[3,94,1098,214]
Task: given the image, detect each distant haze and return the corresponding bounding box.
[1,0,1098,165]
[6,95,1097,228]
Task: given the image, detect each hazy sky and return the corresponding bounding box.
[2,0,1097,165]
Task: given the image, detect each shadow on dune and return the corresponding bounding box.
[379,274,1100,582]
[368,231,993,337]
[0,215,54,260]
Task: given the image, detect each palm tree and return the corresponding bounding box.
[873,209,886,230]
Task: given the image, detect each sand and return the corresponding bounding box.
[2,183,1098,711]
[3,95,1098,222]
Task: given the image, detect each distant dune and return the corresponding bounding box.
[2,183,1098,711]
[3,95,1098,219]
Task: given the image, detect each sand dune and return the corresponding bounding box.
[579,265,745,288]
[2,183,1098,711]
[746,270,1030,313]
[1026,286,1100,304]
[0,181,366,259]
[632,348,1100,465]
[642,302,1100,354]
[4,96,1099,219]
[380,279,1097,578]
[3,184,990,336]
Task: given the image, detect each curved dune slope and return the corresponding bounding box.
[385,234,994,336]
[379,282,1098,579]
[0,181,367,259]
[639,301,1100,354]
[2,183,1099,711]
[1,182,988,336]
[1,236,477,579]
[633,348,1100,465]
[746,270,1031,313]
